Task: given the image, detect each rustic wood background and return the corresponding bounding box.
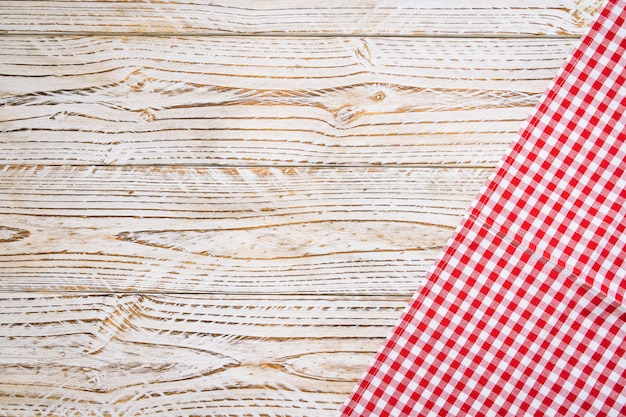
[0,1,602,415]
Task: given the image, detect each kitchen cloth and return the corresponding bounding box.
[339,0,625,415]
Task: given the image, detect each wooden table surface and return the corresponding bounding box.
[0,1,603,415]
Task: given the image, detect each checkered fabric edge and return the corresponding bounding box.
[342,214,626,416]
[469,0,626,305]
[338,0,626,415]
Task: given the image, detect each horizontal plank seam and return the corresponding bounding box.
[0,32,583,39]
[0,290,413,297]
[0,290,418,297]
[0,163,499,170]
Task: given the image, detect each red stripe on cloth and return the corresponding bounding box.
[339,0,626,415]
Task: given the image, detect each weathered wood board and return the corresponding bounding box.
[0,293,409,416]
[0,165,489,294]
[0,36,576,166]
[0,0,603,36]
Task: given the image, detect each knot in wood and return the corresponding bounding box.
[138,110,156,123]
[127,69,146,92]
[372,91,386,102]
[333,106,360,126]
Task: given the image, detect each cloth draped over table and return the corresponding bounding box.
[339,0,626,415]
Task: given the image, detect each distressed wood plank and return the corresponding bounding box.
[1,4,595,416]
[0,165,489,294]
[0,0,603,36]
[0,292,409,416]
[0,36,578,166]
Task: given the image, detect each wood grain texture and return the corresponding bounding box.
[0,165,489,294]
[0,36,577,166]
[0,0,603,36]
[0,293,409,416]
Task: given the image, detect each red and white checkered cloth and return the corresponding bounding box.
[339,0,626,415]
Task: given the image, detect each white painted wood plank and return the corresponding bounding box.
[0,2,599,416]
[0,0,603,36]
[0,165,489,294]
[0,293,410,416]
[0,36,577,166]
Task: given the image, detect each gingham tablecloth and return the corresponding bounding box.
[339,0,626,415]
